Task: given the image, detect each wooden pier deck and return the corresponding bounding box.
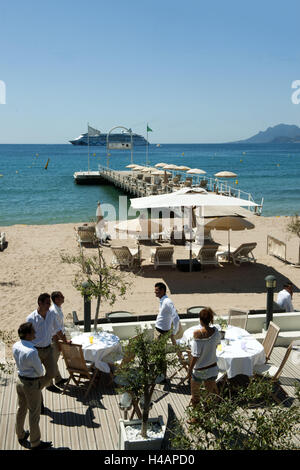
[74,165,261,212]
[0,346,299,450]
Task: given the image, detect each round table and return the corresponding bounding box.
[71,331,122,374]
[179,324,266,379]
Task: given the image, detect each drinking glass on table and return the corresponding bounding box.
[89,335,93,344]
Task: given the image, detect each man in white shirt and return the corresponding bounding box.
[48,291,68,389]
[13,322,53,450]
[154,282,182,381]
[154,282,180,338]
[277,283,294,312]
[26,292,68,391]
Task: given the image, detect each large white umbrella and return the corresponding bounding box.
[162,164,178,170]
[177,165,191,171]
[130,188,259,271]
[186,168,206,175]
[130,187,258,210]
[205,216,255,254]
[214,171,237,178]
[114,216,162,238]
[155,162,167,167]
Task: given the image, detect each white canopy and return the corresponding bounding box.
[130,187,259,210]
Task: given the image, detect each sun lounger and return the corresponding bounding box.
[217,242,257,266]
[192,244,221,268]
[111,245,141,269]
[150,246,175,269]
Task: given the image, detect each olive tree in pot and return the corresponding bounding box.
[61,242,131,332]
[116,328,179,450]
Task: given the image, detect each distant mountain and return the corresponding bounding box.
[234,124,300,143]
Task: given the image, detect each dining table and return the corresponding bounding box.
[70,331,123,374]
[179,324,266,379]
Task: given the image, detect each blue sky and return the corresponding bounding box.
[1,0,300,143]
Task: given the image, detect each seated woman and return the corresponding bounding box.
[188,307,221,413]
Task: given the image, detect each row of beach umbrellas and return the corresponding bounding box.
[126,162,237,178]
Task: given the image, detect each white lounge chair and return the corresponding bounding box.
[111,245,141,269]
[217,242,257,266]
[0,232,6,251]
[150,246,175,269]
[192,244,221,268]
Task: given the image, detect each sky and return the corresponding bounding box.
[1,0,300,144]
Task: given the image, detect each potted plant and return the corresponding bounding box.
[61,243,131,332]
[216,317,228,340]
[116,328,179,450]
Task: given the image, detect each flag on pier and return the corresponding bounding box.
[147,124,153,132]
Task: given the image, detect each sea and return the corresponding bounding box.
[0,143,299,226]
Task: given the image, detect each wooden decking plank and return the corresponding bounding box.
[1,346,299,450]
[2,371,17,450]
[5,374,19,450]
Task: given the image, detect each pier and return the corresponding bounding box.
[74,165,263,213]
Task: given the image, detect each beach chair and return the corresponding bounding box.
[192,244,221,268]
[253,341,294,381]
[150,246,175,269]
[76,225,97,247]
[60,342,100,398]
[262,321,281,362]
[218,242,257,266]
[228,308,249,330]
[111,245,141,269]
[0,232,6,251]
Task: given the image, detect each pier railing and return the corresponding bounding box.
[97,164,263,214]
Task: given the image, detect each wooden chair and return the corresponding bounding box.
[192,244,221,268]
[228,308,249,330]
[217,243,257,266]
[76,225,97,247]
[111,245,141,269]
[150,246,175,269]
[253,341,294,381]
[59,342,100,398]
[262,321,280,362]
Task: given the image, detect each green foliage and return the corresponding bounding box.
[171,378,300,450]
[117,328,180,438]
[61,244,131,330]
[287,214,300,239]
[215,317,228,330]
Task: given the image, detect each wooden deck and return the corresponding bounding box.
[0,346,299,450]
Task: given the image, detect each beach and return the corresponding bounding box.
[1,216,299,338]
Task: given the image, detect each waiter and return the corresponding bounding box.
[154,282,182,381]
[13,322,53,450]
[26,292,68,390]
[154,282,181,339]
[48,291,68,389]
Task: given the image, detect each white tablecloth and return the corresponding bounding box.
[179,325,266,379]
[71,331,122,374]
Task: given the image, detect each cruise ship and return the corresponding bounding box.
[69,128,148,146]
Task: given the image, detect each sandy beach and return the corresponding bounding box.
[0,216,299,338]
